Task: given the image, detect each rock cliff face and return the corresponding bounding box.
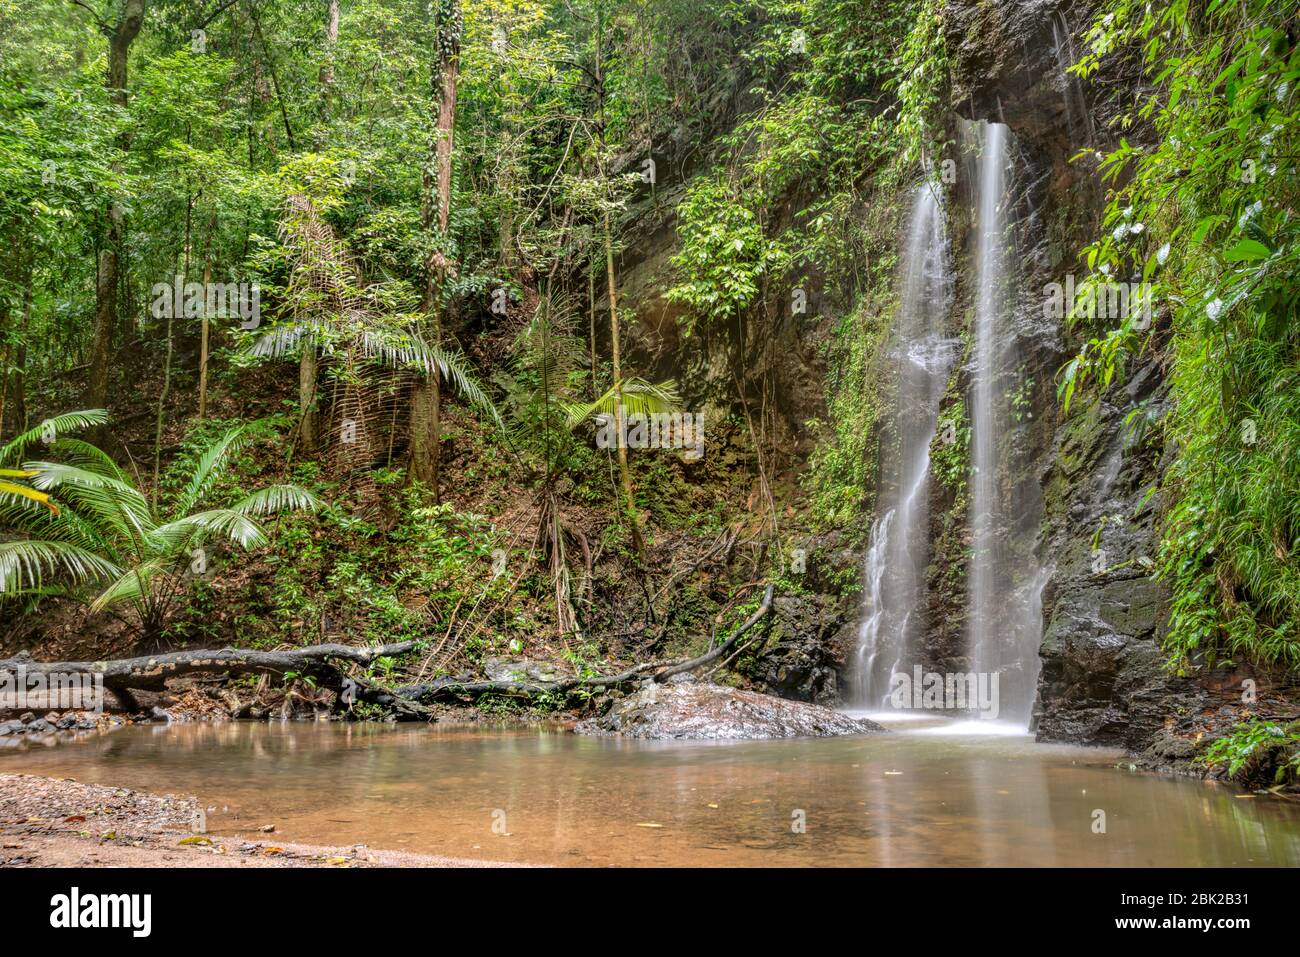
[943,0,1201,749]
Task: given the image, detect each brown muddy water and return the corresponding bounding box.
[3,714,1299,866]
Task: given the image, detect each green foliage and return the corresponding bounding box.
[1062,0,1300,672]
[805,294,892,528]
[1200,719,1300,785]
[930,391,969,496]
[888,0,948,169]
[0,417,319,637]
[667,174,792,335]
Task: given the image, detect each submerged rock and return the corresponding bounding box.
[576,680,885,740]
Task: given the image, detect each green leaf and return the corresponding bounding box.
[1224,238,1270,262]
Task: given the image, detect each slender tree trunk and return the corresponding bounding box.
[320,0,339,87]
[13,270,29,431]
[594,17,644,558]
[588,251,597,395]
[248,1,295,151]
[299,347,318,452]
[315,0,339,148]
[297,0,341,449]
[0,257,11,435]
[409,1,460,500]
[198,210,216,420]
[85,0,146,414]
[154,209,190,508]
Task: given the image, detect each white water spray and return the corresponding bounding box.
[967,121,1044,725]
[852,183,955,705]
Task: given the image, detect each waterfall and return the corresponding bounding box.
[967,121,1042,725]
[851,183,955,706]
[1050,11,1095,148]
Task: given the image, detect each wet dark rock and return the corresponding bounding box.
[481,656,567,684]
[747,592,851,704]
[1031,360,1205,749]
[0,721,24,736]
[24,718,54,734]
[576,681,885,740]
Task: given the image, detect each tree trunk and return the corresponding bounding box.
[409,2,460,500]
[154,207,190,509]
[299,347,318,453]
[197,210,216,421]
[594,19,644,558]
[315,0,339,148]
[320,0,339,87]
[0,257,11,434]
[85,0,146,414]
[0,584,774,714]
[12,271,29,432]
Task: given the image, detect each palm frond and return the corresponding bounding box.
[47,439,131,483]
[88,559,167,614]
[172,421,267,518]
[0,473,55,513]
[0,539,122,595]
[230,484,322,516]
[24,461,153,539]
[560,378,682,431]
[246,321,314,359]
[365,331,505,432]
[0,409,108,465]
[514,292,586,384]
[151,509,269,550]
[0,494,114,554]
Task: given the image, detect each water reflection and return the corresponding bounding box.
[3,719,1298,866]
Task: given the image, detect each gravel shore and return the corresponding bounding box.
[0,773,524,868]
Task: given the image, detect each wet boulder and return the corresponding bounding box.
[482,657,568,684]
[576,678,885,740]
[746,592,853,704]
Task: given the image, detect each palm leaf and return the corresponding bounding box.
[23,461,153,540]
[151,509,269,550]
[363,331,505,432]
[0,473,56,513]
[560,378,682,431]
[0,410,109,465]
[49,438,132,483]
[88,559,167,614]
[0,539,122,595]
[230,484,322,516]
[246,321,313,359]
[172,422,266,518]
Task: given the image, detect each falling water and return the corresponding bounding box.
[852,183,955,705]
[1050,11,1095,147]
[967,121,1042,725]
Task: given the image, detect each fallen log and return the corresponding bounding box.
[0,585,775,717]
[0,640,420,691]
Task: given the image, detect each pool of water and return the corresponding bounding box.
[4,714,1299,866]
